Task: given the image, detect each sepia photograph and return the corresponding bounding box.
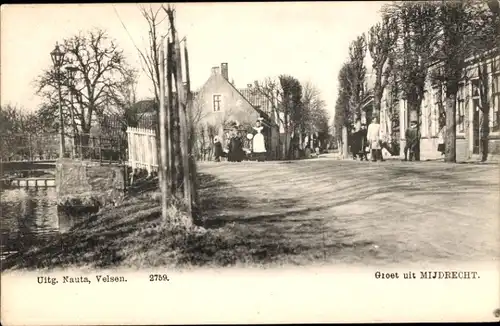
[1,1,499,324]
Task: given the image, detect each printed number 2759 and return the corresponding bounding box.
[149,274,170,282]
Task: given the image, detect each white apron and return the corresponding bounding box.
[252,126,266,153]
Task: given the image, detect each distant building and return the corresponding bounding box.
[398,51,500,161]
[194,63,280,160]
[361,51,500,161]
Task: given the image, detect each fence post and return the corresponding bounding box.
[131,129,136,171]
[28,134,32,162]
[79,133,83,159]
[99,136,102,163]
[148,135,153,175]
[118,137,122,163]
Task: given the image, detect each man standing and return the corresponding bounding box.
[404,119,420,161]
[351,120,362,160]
[359,123,369,161]
[367,117,383,162]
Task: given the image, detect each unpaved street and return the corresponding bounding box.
[198,159,500,266]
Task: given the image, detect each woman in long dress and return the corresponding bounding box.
[228,127,244,162]
[252,119,266,162]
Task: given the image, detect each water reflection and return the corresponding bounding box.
[0,187,88,259]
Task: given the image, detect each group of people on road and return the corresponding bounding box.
[213,118,267,162]
[350,117,385,162]
[350,115,424,162]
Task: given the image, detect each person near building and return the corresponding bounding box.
[404,119,420,161]
[351,120,362,160]
[359,123,369,161]
[213,136,224,162]
[367,116,384,162]
[252,118,267,162]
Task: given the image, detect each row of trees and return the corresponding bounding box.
[0,104,57,161]
[335,0,500,162]
[251,76,330,159]
[1,24,154,161]
[7,4,329,164]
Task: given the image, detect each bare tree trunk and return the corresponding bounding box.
[159,42,169,221]
[184,39,199,208]
[168,41,182,196]
[166,40,174,192]
[373,94,381,120]
[481,108,490,162]
[478,60,491,162]
[173,36,192,214]
[342,126,348,159]
[284,111,289,159]
[407,92,423,161]
[444,87,457,163]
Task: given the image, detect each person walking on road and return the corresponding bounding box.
[359,123,369,161]
[351,120,362,160]
[367,117,384,162]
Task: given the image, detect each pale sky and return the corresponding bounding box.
[1,2,387,124]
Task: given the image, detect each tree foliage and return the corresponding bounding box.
[346,35,368,120]
[279,74,303,135]
[0,104,58,160]
[301,81,329,135]
[367,15,399,117]
[35,29,135,136]
[383,1,440,117]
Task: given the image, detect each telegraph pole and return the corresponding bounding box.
[159,40,169,221]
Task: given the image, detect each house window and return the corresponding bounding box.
[471,79,480,99]
[492,73,500,133]
[213,94,221,112]
[457,82,466,133]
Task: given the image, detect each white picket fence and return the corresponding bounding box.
[126,127,158,174]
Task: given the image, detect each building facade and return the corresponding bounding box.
[397,52,500,161]
[194,63,280,160]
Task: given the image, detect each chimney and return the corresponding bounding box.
[211,66,220,75]
[221,63,228,80]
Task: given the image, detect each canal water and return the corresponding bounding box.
[0,187,86,260]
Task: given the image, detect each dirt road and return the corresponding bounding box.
[198,159,499,266]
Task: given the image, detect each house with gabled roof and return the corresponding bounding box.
[194,63,280,160]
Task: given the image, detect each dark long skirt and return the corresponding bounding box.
[228,137,244,162]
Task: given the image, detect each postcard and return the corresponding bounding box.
[1,2,499,324]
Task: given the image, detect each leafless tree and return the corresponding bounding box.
[35,28,134,145]
[301,82,329,133]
